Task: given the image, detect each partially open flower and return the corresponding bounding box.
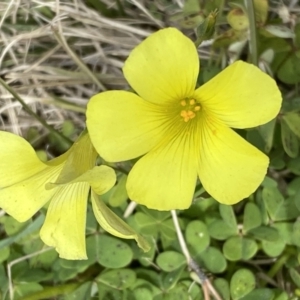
[0,131,148,259]
[86,28,282,210]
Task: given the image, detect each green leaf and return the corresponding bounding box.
[281,119,299,158]
[59,235,100,275]
[182,279,203,299]
[262,187,283,218]
[282,112,300,138]
[3,216,30,236]
[185,220,210,253]
[240,288,274,300]
[154,283,192,300]
[288,177,300,196]
[261,176,277,188]
[97,269,136,290]
[294,186,300,212]
[208,219,237,240]
[97,286,124,300]
[219,204,238,229]
[262,187,299,221]
[273,222,294,245]
[257,119,276,152]
[156,251,186,272]
[108,174,128,207]
[133,287,154,300]
[136,238,156,267]
[201,66,221,83]
[248,226,279,242]
[292,220,300,247]
[289,268,300,288]
[64,282,92,300]
[135,212,159,236]
[134,210,176,244]
[261,238,285,257]
[0,214,44,249]
[230,269,255,300]
[97,235,133,268]
[214,278,230,300]
[246,129,265,152]
[294,22,300,48]
[277,54,300,84]
[274,291,289,300]
[0,247,10,263]
[14,283,43,300]
[282,96,300,113]
[223,236,258,261]
[198,246,227,273]
[243,202,262,232]
[162,265,185,290]
[287,157,300,175]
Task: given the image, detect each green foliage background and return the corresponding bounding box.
[1,0,300,299]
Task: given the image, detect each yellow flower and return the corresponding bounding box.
[0,131,149,259]
[86,28,282,210]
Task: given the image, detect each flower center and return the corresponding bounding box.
[180,99,201,122]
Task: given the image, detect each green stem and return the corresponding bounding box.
[245,0,258,65]
[0,77,73,145]
[266,251,293,282]
[20,283,80,300]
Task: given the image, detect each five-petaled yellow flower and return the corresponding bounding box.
[0,131,149,259]
[87,28,282,210]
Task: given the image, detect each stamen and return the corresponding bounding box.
[179,99,201,122]
[180,110,187,117]
[187,110,195,118]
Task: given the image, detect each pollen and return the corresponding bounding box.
[180,110,196,122]
[179,98,200,122]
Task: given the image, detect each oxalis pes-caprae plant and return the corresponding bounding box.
[0,28,281,261]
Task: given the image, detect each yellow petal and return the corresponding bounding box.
[40,183,89,260]
[0,131,47,187]
[194,61,282,128]
[0,166,63,221]
[47,165,116,195]
[53,132,97,183]
[91,192,150,252]
[87,91,167,161]
[197,115,269,204]
[123,28,199,104]
[126,133,197,210]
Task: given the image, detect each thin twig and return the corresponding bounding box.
[7,247,53,300]
[123,201,137,218]
[244,0,258,65]
[53,0,106,91]
[171,210,223,300]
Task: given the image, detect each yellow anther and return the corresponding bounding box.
[180,99,200,122]
[180,110,187,117]
[187,110,196,119]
